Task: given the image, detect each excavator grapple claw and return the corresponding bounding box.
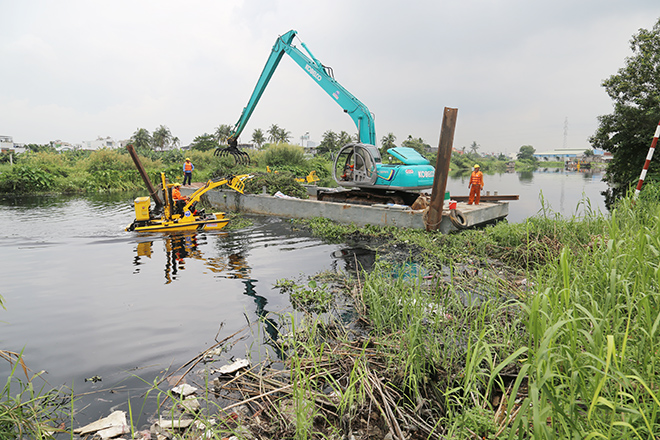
[214,142,250,165]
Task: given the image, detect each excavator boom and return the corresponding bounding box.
[215,30,435,201]
[215,29,376,162]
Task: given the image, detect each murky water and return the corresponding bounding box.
[0,192,352,428]
[0,169,608,429]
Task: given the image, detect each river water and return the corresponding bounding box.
[0,169,607,430]
[445,168,607,223]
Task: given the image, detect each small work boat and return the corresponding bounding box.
[126,173,251,233]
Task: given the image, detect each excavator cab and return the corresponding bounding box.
[333,143,380,188]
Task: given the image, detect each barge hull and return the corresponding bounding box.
[201,190,508,233]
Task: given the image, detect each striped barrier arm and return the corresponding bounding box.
[634,120,660,199]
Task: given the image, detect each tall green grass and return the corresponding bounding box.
[286,186,660,438]
[1,352,68,439]
[511,195,660,438]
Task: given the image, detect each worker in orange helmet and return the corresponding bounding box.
[467,164,484,205]
[182,158,194,186]
[171,183,188,214]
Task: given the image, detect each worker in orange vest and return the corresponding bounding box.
[182,158,194,186]
[468,164,484,205]
[172,183,188,214]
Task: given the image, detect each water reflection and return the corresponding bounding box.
[242,278,282,357]
[330,247,376,273]
[131,231,283,356]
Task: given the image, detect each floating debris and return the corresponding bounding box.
[73,410,128,439]
[180,396,201,413]
[156,417,195,430]
[213,358,250,375]
[171,383,198,396]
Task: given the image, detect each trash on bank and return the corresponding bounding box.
[171,383,198,396]
[213,358,250,375]
[73,410,129,439]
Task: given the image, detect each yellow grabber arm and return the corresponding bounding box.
[181,174,253,214]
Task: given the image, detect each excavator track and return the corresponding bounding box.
[317,188,420,206]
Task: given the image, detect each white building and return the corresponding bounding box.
[82,136,119,150]
[299,132,318,155]
[534,147,590,161]
[52,140,82,151]
[0,135,27,154]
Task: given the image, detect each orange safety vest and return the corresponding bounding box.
[172,187,184,200]
[184,162,193,172]
[469,171,483,186]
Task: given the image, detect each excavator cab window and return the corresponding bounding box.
[336,150,354,181]
[352,145,377,183]
[333,143,379,187]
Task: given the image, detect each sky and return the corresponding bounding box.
[1,0,658,155]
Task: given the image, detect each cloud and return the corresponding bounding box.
[1,0,658,153]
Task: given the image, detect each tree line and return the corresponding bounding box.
[7,16,657,205]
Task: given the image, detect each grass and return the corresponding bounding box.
[273,185,660,438]
[4,175,660,438]
[0,351,69,439]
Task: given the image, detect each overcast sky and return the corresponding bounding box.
[1,1,658,154]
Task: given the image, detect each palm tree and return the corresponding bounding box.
[131,128,152,151]
[276,127,292,143]
[152,125,173,151]
[172,136,180,149]
[267,124,281,143]
[215,124,232,144]
[380,132,397,156]
[337,131,354,147]
[470,141,480,156]
[251,128,266,148]
[317,130,338,155]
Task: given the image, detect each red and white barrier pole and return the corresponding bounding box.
[634,120,660,199]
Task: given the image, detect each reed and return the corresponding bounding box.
[0,351,68,439]
[509,194,660,438]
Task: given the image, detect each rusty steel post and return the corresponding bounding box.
[127,144,163,207]
[425,107,458,231]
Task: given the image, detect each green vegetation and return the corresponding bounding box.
[1,351,69,439]
[5,159,660,438]
[590,17,660,206]
[272,184,660,439]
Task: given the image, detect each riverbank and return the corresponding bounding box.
[208,186,658,439]
[58,186,659,439]
[251,187,656,438]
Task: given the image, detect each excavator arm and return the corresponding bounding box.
[181,174,252,213]
[215,29,376,162]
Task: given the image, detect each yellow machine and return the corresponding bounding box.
[126,173,252,233]
[294,170,320,184]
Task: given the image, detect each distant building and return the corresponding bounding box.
[0,135,27,154]
[238,143,257,151]
[534,148,589,161]
[0,135,13,151]
[81,136,119,150]
[299,132,318,156]
[52,140,82,151]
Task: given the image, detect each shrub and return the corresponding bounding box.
[82,149,136,173]
[262,143,307,167]
[0,165,55,193]
[16,151,69,177]
[244,172,308,198]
